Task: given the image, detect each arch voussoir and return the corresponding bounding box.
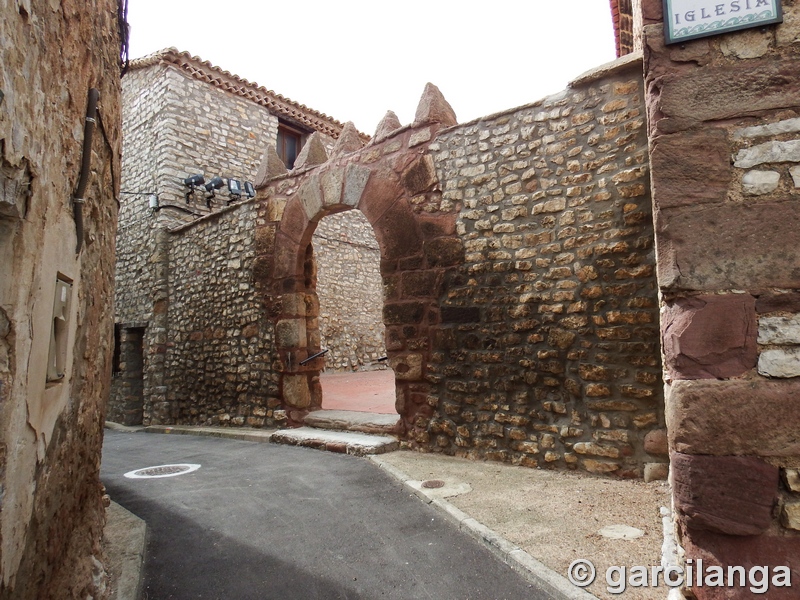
[258,124,456,439]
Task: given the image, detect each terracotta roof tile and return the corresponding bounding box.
[128,48,369,141]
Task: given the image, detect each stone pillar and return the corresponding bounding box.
[145,227,173,424]
[110,326,146,426]
[638,0,800,594]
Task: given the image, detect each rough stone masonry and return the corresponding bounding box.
[113,42,667,478]
[0,1,123,598]
[640,0,800,595]
[245,56,665,478]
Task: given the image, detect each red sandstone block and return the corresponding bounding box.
[401,270,441,298]
[640,0,663,22]
[417,213,458,237]
[678,525,800,600]
[278,198,310,244]
[424,237,464,268]
[667,379,800,457]
[661,295,757,380]
[755,292,800,314]
[650,130,731,209]
[357,165,403,224]
[401,155,437,196]
[672,452,778,536]
[658,58,800,128]
[254,222,276,255]
[372,200,423,261]
[270,232,302,284]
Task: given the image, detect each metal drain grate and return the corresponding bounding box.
[124,463,201,479]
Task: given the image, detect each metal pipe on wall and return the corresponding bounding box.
[73,88,99,254]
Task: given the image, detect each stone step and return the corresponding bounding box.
[270,427,399,456]
[304,409,401,435]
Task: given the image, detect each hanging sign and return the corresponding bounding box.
[663,0,783,44]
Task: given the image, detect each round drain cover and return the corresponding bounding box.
[421,479,446,489]
[124,463,201,479]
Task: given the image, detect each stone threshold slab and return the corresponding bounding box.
[303,409,401,435]
[142,424,276,443]
[271,427,399,456]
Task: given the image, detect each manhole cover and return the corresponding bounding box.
[421,479,446,489]
[124,463,201,479]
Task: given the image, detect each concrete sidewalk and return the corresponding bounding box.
[104,422,670,600]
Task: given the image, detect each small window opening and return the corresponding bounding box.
[112,323,122,376]
[277,123,305,169]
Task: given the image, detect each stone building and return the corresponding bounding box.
[111,48,380,425]
[0,1,122,598]
[111,0,800,594]
[640,0,800,593]
[113,43,668,474]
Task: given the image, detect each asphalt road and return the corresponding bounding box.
[101,431,547,600]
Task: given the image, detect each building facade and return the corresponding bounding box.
[0,1,122,598]
[111,49,379,425]
[111,1,800,595]
[640,0,800,593]
[112,46,669,477]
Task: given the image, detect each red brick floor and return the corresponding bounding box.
[319,369,396,414]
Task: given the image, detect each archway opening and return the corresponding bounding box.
[311,209,395,414]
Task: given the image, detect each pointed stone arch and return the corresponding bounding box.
[256,125,463,441]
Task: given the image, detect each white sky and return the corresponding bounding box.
[126,1,618,135]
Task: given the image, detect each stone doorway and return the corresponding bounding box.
[109,324,146,425]
[313,209,396,414]
[262,143,461,440]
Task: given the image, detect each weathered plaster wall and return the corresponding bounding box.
[639,0,800,593]
[0,1,121,598]
[426,56,663,475]
[314,210,386,372]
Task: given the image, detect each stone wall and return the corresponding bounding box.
[115,43,664,477]
[116,61,279,324]
[114,60,281,425]
[0,1,122,598]
[426,55,663,475]
[639,0,800,593]
[159,201,279,427]
[113,60,368,423]
[116,64,172,326]
[251,68,664,476]
[313,210,386,372]
[116,62,279,323]
[149,65,279,208]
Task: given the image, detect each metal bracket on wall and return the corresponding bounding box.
[299,349,328,366]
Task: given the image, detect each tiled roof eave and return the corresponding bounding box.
[127,48,370,141]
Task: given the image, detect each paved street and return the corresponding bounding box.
[101,431,545,600]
